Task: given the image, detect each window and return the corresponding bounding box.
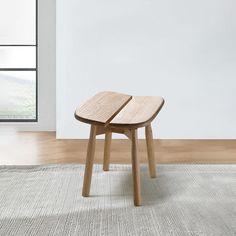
[0,0,37,121]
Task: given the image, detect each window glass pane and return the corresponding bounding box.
[0,71,36,120]
[0,0,36,45]
[0,46,36,68]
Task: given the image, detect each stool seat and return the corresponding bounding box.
[75,91,165,206]
[109,96,164,128]
[75,91,132,126]
[75,91,164,128]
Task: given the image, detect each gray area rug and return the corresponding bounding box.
[0,164,235,236]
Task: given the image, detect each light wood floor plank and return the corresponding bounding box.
[0,132,235,165]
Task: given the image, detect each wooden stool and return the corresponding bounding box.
[75,91,164,206]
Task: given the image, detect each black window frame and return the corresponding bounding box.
[0,0,38,122]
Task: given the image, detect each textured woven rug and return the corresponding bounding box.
[0,164,235,236]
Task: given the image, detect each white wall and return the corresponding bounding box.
[57,0,236,139]
[0,0,56,131]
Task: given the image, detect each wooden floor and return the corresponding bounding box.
[0,132,235,165]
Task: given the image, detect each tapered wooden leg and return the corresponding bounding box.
[131,129,141,206]
[103,132,112,171]
[82,125,97,197]
[145,124,156,178]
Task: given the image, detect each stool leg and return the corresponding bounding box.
[145,124,156,178]
[131,129,141,206]
[103,132,112,171]
[82,125,97,197]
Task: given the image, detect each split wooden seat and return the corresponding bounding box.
[75,91,164,206]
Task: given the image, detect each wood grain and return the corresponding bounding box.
[75,91,132,126]
[131,129,141,206]
[145,124,156,178]
[103,132,112,171]
[82,125,97,197]
[0,132,235,165]
[109,96,164,128]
